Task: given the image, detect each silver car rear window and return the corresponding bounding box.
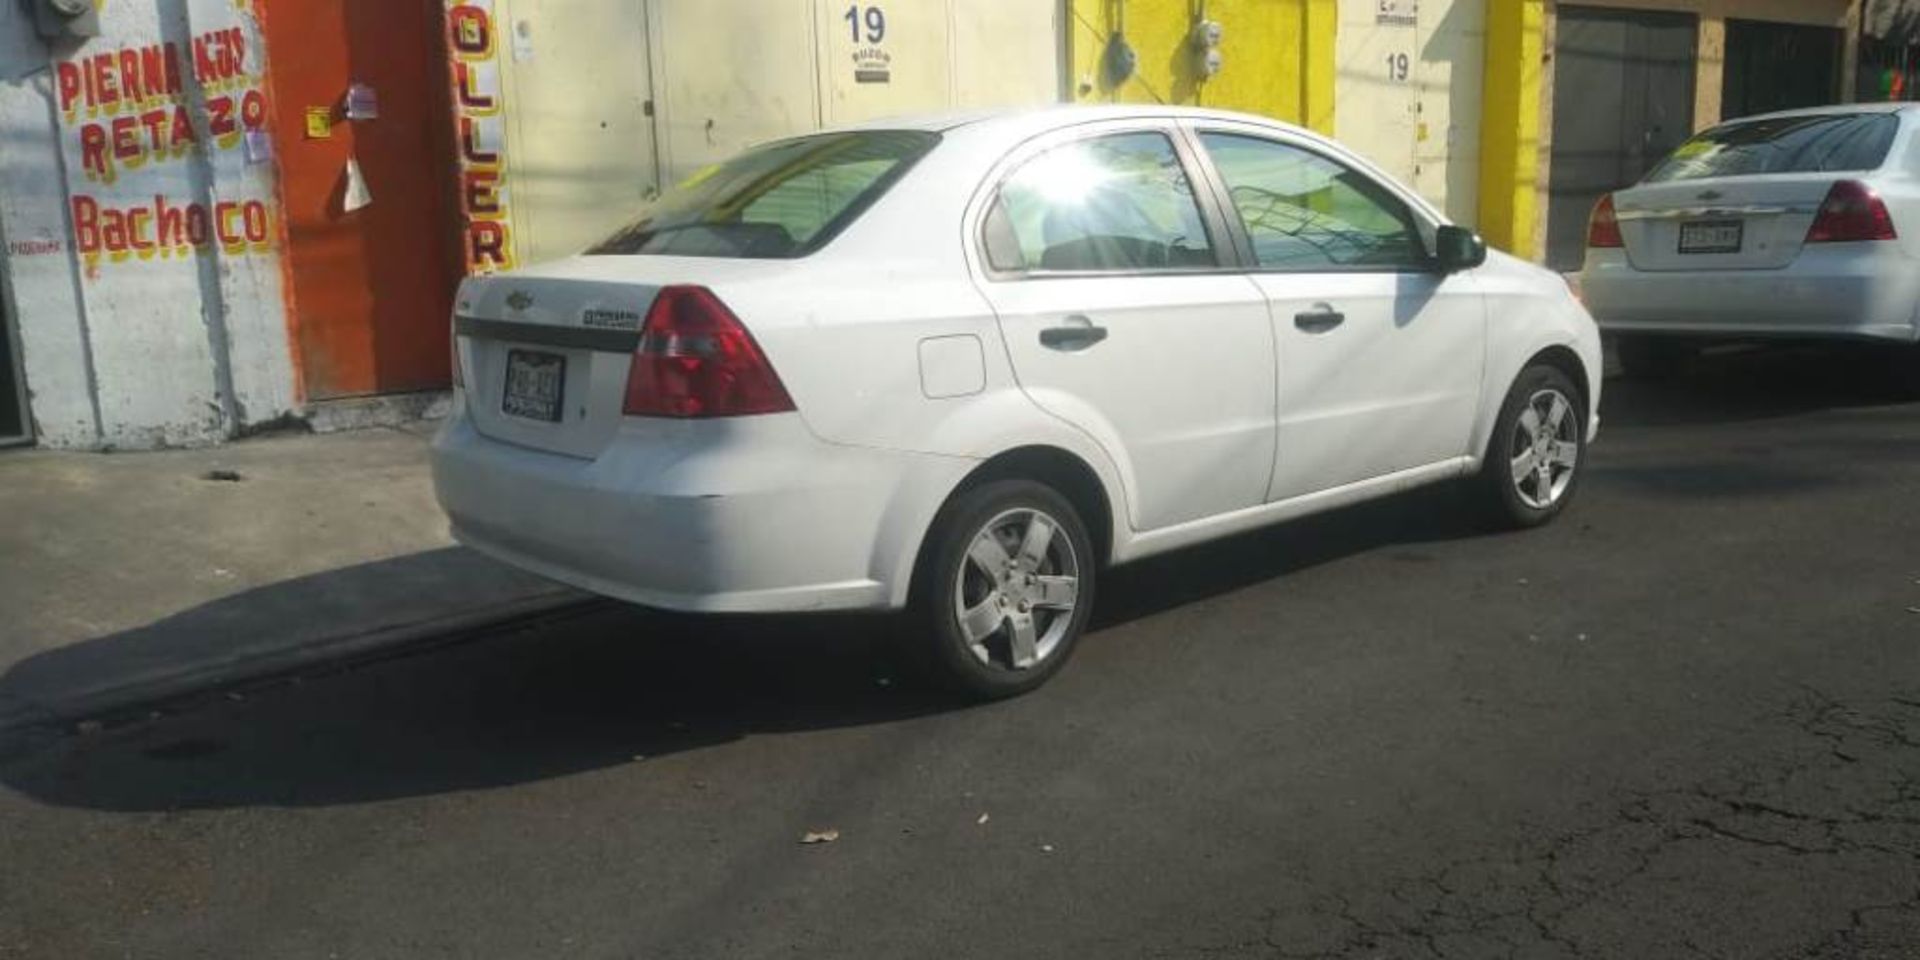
[1643,113,1900,183]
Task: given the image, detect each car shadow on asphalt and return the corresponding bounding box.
[0,483,1493,812]
[1601,340,1916,429]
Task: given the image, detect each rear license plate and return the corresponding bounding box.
[1678,220,1743,254]
[503,349,566,423]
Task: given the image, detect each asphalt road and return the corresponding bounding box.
[4,344,1919,960]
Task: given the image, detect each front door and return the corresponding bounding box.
[1191,127,1486,501]
[260,0,459,399]
[1546,6,1697,271]
[973,126,1277,533]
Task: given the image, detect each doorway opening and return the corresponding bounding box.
[1545,6,1698,271]
[1724,19,1843,120]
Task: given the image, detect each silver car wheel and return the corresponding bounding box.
[1508,388,1580,511]
[952,507,1082,671]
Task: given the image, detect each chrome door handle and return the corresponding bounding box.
[1039,316,1109,351]
[1294,307,1345,332]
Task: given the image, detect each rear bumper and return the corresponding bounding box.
[1579,246,1920,343]
[430,401,974,614]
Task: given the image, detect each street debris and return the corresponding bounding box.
[74,719,102,735]
[1039,844,1054,853]
[800,829,840,845]
[977,813,990,825]
[201,469,244,483]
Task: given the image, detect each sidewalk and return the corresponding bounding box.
[0,421,585,731]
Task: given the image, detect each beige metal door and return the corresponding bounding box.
[1334,0,1484,223]
[1335,0,1420,186]
[651,0,819,187]
[497,0,660,263]
[1412,0,1483,223]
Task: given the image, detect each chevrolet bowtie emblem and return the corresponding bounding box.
[506,290,534,311]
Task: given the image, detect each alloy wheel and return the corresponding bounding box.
[951,507,1082,671]
[1508,388,1580,510]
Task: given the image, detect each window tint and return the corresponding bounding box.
[1199,133,1428,270]
[1644,113,1899,183]
[988,132,1216,273]
[589,130,937,259]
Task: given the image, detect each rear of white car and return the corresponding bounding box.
[432,130,975,615]
[1579,105,1920,360]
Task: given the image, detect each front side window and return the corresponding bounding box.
[1644,113,1900,183]
[589,130,938,259]
[1199,132,1428,271]
[986,132,1216,273]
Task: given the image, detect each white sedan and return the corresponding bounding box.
[1579,103,1920,380]
[432,106,1601,698]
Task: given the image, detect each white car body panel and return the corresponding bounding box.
[433,105,1602,614]
[1580,104,1920,343]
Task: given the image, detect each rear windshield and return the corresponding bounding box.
[1644,113,1900,183]
[588,130,939,258]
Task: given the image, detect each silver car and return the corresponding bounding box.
[1578,104,1920,381]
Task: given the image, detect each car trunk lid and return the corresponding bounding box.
[452,257,778,459]
[1612,175,1838,272]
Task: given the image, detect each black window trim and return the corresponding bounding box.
[1180,122,1447,277]
[976,122,1251,282]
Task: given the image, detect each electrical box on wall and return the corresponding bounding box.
[32,0,102,38]
[1190,19,1224,78]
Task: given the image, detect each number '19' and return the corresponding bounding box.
[845,4,886,43]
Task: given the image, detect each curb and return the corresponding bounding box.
[0,592,602,735]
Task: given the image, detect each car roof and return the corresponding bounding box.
[1713,102,1920,126]
[831,103,1316,139]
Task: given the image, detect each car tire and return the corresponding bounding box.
[1615,334,1695,381]
[910,479,1097,701]
[1474,365,1587,530]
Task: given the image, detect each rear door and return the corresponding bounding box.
[1189,124,1486,502]
[972,123,1277,533]
[1615,111,1905,271]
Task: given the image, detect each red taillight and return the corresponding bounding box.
[1806,180,1898,244]
[622,285,795,418]
[1586,193,1623,249]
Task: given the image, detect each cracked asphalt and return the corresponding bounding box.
[3,343,1919,959]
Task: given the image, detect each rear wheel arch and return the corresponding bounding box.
[949,446,1116,567]
[906,446,1118,611]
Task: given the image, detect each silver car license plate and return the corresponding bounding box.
[1678,220,1742,254]
[503,349,566,423]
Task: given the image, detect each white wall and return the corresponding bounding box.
[0,0,297,448]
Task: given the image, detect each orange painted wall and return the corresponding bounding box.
[260,0,458,400]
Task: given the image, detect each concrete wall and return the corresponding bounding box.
[0,0,296,448]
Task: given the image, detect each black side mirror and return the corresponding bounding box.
[1434,225,1487,273]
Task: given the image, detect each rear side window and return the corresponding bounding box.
[589,130,938,258]
[986,132,1217,273]
[1644,113,1900,183]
